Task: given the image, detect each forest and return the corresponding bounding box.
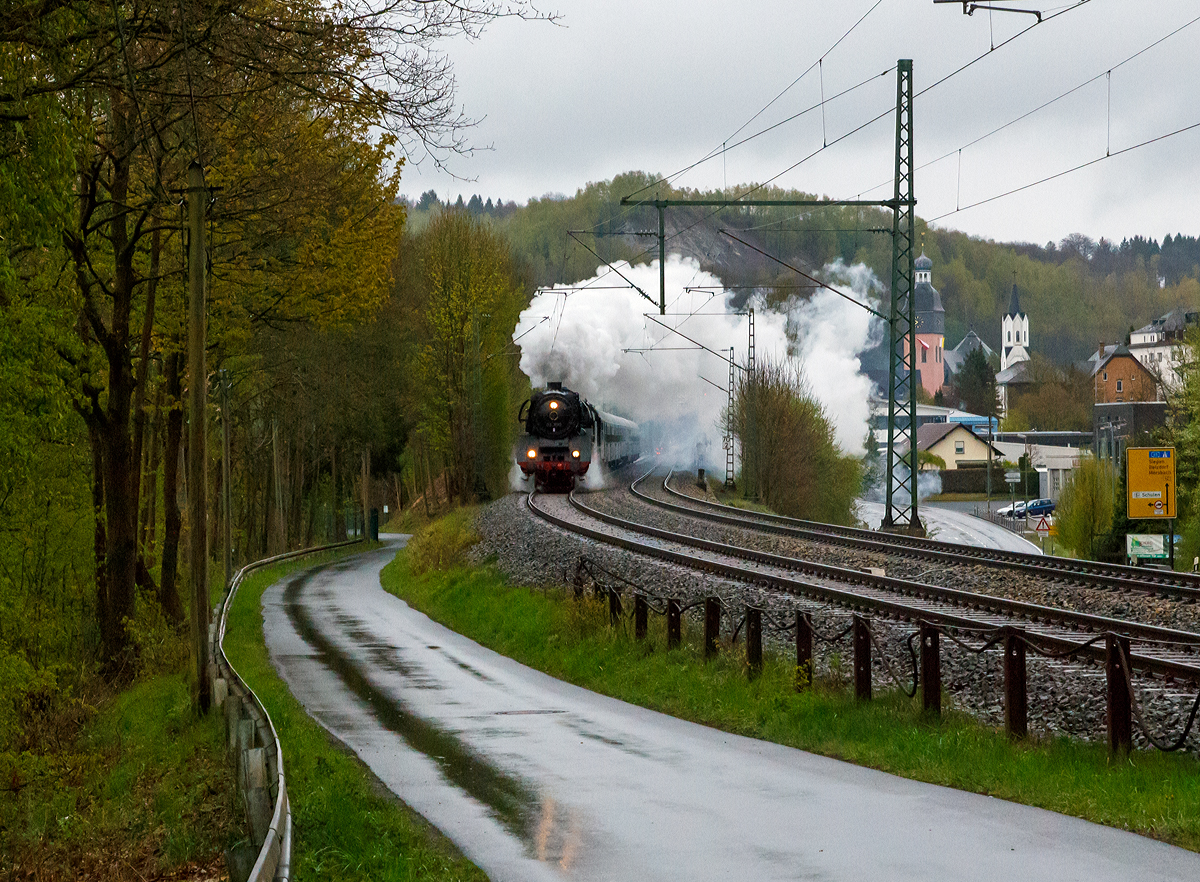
[4,3,1200,867]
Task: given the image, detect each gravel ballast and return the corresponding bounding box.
[472,484,1200,755]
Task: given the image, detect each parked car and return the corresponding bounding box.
[1025,498,1056,517]
[1011,501,1028,518]
[995,502,1018,517]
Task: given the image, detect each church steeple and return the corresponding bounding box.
[1001,275,1030,371]
[1007,280,1024,318]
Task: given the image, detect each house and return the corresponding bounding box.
[995,358,1034,418]
[1128,307,1198,391]
[993,441,1083,501]
[942,328,995,378]
[1090,343,1161,403]
[913,422,1004,471]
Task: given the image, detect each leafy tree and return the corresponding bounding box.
[952,347,999,418]
[405,211,528,501]
[1,0,547,676]
[1055,456,1115,560]
[732,360,860,524]
[417,189,441,211]
[1006,355,1092,431]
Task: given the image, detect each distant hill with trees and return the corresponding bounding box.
[406,172,1200,369]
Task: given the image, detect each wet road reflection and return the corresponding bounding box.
[263,539,1200,882]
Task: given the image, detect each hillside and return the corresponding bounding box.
[406,172,1200,368]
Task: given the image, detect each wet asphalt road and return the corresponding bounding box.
[857,500,1041,553]
[263,539,1200,881]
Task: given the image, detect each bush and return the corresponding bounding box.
[732,360,860,524]
[405,506,480,575]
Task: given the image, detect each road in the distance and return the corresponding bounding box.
[261,538,1200,881]
[857,499,1042,553]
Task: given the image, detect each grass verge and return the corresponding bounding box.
[1,671,237,880]
[381,514,1200,853]
[221,544,487,882]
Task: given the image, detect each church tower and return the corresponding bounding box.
[1001,281,1030,371]
[908,253,945,396]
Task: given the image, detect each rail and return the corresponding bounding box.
[211,538,364,882]
[534,492,1200,753]
[527,487,1200,683]
[647,471,1200,602]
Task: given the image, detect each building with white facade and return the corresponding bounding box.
[1127,307,1198,392]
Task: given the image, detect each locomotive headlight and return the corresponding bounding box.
[526,448,537,459]
[572,450,580,458]
[549,401,559,410]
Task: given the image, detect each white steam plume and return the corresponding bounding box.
[787,259,887,453]
[512,255,884,467]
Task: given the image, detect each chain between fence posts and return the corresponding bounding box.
[1004,627,1028,739]
[920,621,941,715]
[1106,633,1133,755]
[634,594,648,641]
[853,615,872,701]
[796,611,813,690]
[746,607,763,678]
[667,598,682,649]
[704,597,720,659]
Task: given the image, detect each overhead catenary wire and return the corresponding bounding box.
[621,0,889,206]
[719,230,888,321]
[626,0,1094,258]
[927,119,1200,224]
[856,10,1200,198]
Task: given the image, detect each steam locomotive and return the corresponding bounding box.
[517,382,640,489]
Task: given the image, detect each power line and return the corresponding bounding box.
[600,0,889,239]
[720,230,888,321]
[927,119,1200,224]
[856,10,1200,198]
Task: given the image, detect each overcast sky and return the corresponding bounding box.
[398,0,1200,248]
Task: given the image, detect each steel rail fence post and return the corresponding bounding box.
[920,621,941,715]
[796,611,814,690]
[1004,627,1028,739]
[1106,633,1133,754]
[854,615,872,701]
[634,594,648,641]
[704,597,720,659]
[746,607,763,678]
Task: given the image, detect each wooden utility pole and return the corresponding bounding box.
[221,370,232,591]
[187,161,211,714]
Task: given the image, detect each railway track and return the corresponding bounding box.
[636,470,1200,604]
[525,478,1200,684]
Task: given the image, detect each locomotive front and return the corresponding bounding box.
[518,382,595,488]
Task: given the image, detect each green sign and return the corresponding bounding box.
[1127,534,1167,560]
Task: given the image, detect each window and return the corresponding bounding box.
[1116,379,1123,392]
[955,440,965,455]
[1007,331,1011,343]
[921,348,927,363]
[1103,371,1107,381]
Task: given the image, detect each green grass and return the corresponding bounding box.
[1,672,237,880]
[380,521,1200,853]
[221,544,488,882]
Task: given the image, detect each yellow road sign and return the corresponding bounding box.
[1127,447,1176,519]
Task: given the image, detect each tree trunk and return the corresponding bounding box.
[159,350,185,626]
[88,424,110,652]
[140,381,164,568]
[332,446,346,540]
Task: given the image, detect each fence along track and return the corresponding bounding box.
[645,470,1200,602]
[525,487,1200,683]
[212,539,364,882]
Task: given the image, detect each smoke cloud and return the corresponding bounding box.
[512,254,884,468]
